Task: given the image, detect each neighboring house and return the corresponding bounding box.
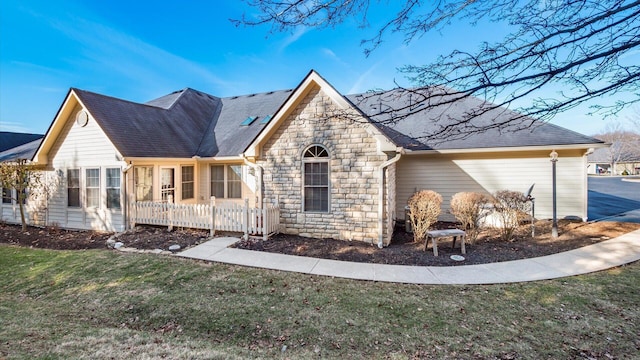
[0,133,44,225]
[7,70,603,246]
[0,131,43,153]
[587,144,640,175]
[0,137,43,162]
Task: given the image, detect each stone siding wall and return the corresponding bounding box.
[258,86,389,243]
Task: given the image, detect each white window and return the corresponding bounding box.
[303,145,329,212]
[210,165,225,198]
[227,165,242,199]
[67,169,80,207]
[2,187,12,204]
[210,165,242,199]
[134,166,153,201]
[181,165,194,200]
[85,168,100,208]
[106,168,121,209]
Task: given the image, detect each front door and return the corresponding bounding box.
[161,168,175,202]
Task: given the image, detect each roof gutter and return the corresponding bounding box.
[119,155,248,163]
[191,155,245,162]
[403,143,608,155]
[377,149,403,248]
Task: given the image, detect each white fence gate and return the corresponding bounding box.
[131,198,280,240]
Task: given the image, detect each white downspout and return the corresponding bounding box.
[377,151,402,248]
[122,162,133,231]
[583,148,594,221]
[243,156,264,209]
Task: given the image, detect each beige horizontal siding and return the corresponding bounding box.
[396,149,587,222]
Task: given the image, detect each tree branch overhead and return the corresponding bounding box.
[236,0,640,138]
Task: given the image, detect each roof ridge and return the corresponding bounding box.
[222,88,294,100]
[146,88,221,110]
[73,87,215,111]
[73,88,168,111]
[193,95,222,157]
[144,88,188,109]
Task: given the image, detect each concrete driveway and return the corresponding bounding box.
[588,176,640,223]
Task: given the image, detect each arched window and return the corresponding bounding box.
[303,145,329,212]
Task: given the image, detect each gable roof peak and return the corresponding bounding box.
[138,87,219,109]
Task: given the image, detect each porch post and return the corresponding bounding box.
[262,206,267,241]
[210,196,216,237]
[243,198,249,240]
[168,194,174,232]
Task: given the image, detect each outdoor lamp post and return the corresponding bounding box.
[550,150,558,238]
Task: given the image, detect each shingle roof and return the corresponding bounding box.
[197,90,293,157]
[346,89,603,150]
[0,132,43,152]
[145,90,185,109]
[74,88,218,158]
[70,81,602,159]
[74,88,292,158]
[0,138,43,162]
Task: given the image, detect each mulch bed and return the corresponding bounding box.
[0,224,112,250]
[2,220,639,266]
[0,223,210,252]
[232,220,640,266]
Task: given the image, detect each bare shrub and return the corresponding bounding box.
[492,190,529,242]
[407,190,442,243]
[450,192,490,244]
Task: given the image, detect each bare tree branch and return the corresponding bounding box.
[593,124,640,174]
[235,0,640,140]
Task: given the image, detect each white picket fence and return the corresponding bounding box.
[130,198,280,240]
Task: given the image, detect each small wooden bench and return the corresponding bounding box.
[425,229,466,256]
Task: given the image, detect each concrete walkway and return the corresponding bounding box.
[177,229,640,285]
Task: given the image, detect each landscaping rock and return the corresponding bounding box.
[114,242,124,249]
[168,244,181,251]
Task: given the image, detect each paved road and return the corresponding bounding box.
[588,177,640,223]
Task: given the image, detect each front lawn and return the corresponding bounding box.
[1,246,638,359]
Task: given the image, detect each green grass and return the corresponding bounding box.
[1,245,639,359]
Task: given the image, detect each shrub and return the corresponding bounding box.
[407,190,442,243]
[450,192,490,244]
[492,190,529,242]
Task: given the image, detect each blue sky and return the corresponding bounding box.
[0,0,635,136]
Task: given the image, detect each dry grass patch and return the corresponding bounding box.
[1,245,639,359]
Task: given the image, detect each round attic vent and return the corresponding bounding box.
[76,110,89,127]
